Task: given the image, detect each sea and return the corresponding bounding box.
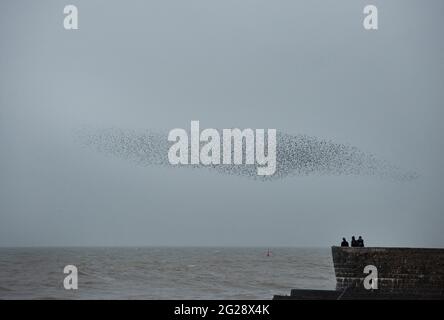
[0,247,336,299]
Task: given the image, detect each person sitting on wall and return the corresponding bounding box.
[351,236,358,247]
[341,238,349,247]
[357,236,364,247]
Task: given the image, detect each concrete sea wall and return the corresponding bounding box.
[332,246,444,295]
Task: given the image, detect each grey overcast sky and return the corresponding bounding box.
[1,0,443,247]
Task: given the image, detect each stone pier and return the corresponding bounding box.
[274,246,444,299]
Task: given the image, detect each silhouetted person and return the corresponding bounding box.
[357,236,364,247]
[351,236,358,247]
[341,237,349,247]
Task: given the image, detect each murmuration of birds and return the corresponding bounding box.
[75,125,418,182]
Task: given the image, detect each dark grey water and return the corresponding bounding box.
[0,247,335,299]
